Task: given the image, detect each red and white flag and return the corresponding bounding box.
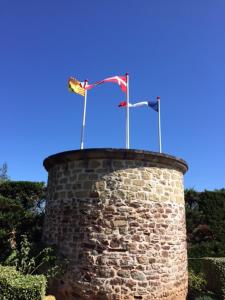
[85,76,127,93]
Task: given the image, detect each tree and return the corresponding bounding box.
[185,189,225,257]
[0,181,46,262]
[0,181,46,212]
[0,163,8,182]
[0,195,24,260]
[198,190,225,256]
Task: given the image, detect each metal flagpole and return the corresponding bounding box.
[80,80,88,150]
[126,73,130,149]
[157,96,162,153]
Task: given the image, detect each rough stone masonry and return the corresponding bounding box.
[43,149,188,300]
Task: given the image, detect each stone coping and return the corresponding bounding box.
[43,148,188,174]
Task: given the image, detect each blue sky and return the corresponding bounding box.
[0,0,224,191]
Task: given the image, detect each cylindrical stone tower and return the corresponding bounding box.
[43,149,188,300]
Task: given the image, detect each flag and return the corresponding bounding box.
[85,76,127,93]
[148,101,158,112]
[118,101,127,107]
[68,77,85,96]
[118,100,158,112]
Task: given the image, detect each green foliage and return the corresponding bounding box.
[4,234,68,281]
[0,178,68,292]
[188,241,224,259]
[0,265,46,300]
[189,268,206,293]
[186,189,225,298]
[0,181,46,211]
[189,258,204,274]
[0,195,24,260]
[0,181,46,262]
[44,256,69,280]
[185,189,225,257]
[4,235,55,275]
[204,258,225,299]
[188,261,217,300]
[195,296,214,300]
[199,192,225,251]
[188,258,225,299]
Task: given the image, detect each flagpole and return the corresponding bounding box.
[126,73,130,149]
[157,96,162,153]
[80,80,88,150]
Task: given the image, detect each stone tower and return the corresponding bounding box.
[43,149,188,300]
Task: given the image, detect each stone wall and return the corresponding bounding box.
[43,149,188,300]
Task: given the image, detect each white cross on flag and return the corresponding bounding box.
[84,75,127,93]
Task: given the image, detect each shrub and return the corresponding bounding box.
[187,259,217,299]
[189,258,205,274]
[4,234,68,284]
[195,296,214,300]
[0,265,46,299]
[189,268,206,294]
[204,258,225,299]
[4,235,58,277]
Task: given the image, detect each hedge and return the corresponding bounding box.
[0,265,46,300]
[203,258,225,300]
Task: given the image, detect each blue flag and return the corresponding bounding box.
[148,101,158,112]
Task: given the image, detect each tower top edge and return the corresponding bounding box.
[43,148,188,174]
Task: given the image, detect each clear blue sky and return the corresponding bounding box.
[0,0,225,191]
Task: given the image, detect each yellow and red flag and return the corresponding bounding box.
[68,77,85,96]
